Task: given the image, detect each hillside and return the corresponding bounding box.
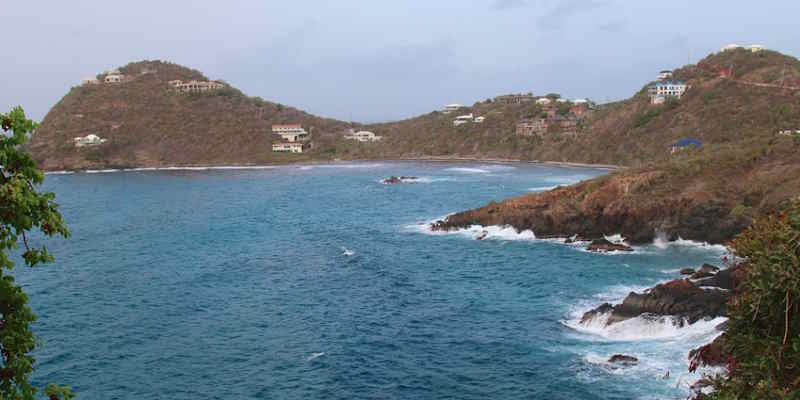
[28,61,357,170]
[432,49,800,244]
[29,50,800,171]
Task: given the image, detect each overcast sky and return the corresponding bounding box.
[2,1,799,123]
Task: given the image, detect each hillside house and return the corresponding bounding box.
[169,80,224,93]
[494,93,534,104]
[536,98,552,105]
[516,118,548,137]
[73,134,106,147]
[658,70,673,80]
[453,114,474,126]
[570,103,591,117]
[474,116,485,123]
[747,44,766,52]
[272,142,307,153]
[721,44,742,52]
[104,74,123,83]
[272,124,310,142]
[648,80,687,104]
[442,104,463,114]
[344,130,382,142]
[670,138,702,153]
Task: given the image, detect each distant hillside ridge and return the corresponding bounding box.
[28,49,800,170]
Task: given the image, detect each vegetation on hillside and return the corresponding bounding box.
[693,201,800,399]
[0,107,72,399]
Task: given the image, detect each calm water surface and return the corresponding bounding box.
[17,162,726,399]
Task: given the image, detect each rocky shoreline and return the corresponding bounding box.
[577,261,745,391]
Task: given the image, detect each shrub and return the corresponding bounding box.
[698,202,800,399]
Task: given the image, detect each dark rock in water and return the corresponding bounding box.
[580,303,614,324]
[608,354,639,365]
[586,238,633,252]
[475,230,489,241]
[680,268,696,275]
[382,176,418,184]
[697,265,745,291]
[581,279,729,326]
[698,263,720,274]
[690,270,715,280]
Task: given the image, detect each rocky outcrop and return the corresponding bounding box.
[581,278,729,326]
[608,354,639,365]
[430,168,753,245]
[586,238,633,252]
[381,176,419,184]
[680,268,696,275]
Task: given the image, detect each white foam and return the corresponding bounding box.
[44,170,75,175]
[565,312,726,342]
[84,169,120,174]
[527,185,559,192]
[316,163,383,169]
[306,352,325,362]
[444,167,490,174]
[342,247,355,256]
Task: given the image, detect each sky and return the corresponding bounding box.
[2,0,799,123]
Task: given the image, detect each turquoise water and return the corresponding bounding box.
[17,162,727,399]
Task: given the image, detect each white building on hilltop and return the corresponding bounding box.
[721,44,742,52]
[536,98,552,105]
[272,124,310,142]
[747,44,766,53]
[104,74,123,83]
[442,104,463,114]
[648,80,687,104]
[168,80,224,93]
[73,134,106,147]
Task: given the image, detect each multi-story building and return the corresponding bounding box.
[442,104,464,114]
[494,93,534,104]
[272,142,307,153]
[169,80,224,93]
[272,124,310,142]
[516,118,548,137]
[648,80,687,104]
[453,113,474,126]
[104,74,123,83]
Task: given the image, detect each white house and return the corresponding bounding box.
[442,104,463,114]
[73,134,106,147]
[345,130,382,142]
[272,124,310,142]
[536,98,552,105]
[474,116,485,123]
[453,113,474,126]
[658,70,673,80]
[747,44,766,53]
[721,44,742,52]
[573,98,589,104]
[272,142,307,153]
[104,74,123,83]
[169,80,224,92]
[648,80,687,104]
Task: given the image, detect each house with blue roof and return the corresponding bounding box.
[670,138,702,154]
[648,80,688,104]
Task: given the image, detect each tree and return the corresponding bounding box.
[697,201,800,399]
[0,107,72,399]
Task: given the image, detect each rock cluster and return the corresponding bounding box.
[382,176,418,184]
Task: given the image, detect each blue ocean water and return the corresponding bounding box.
[16,162,728,399]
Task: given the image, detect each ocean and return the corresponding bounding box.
[17,162,727,399]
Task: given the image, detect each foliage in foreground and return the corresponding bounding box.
[698,200,800,399]
[0,107,72,399]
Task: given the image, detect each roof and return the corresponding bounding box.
[651,80,685,87]
[673,138,702,147]
[272,124,303,129]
